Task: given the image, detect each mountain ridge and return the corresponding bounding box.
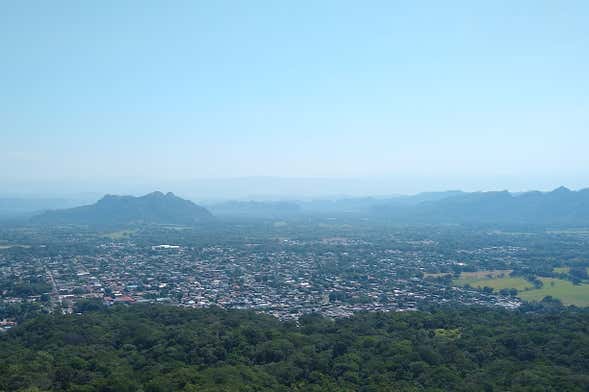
[31,191,213,225]
[375,186,589,224]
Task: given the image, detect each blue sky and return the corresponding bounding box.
[1,1,588,195]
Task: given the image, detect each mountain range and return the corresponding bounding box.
[208,187,589,225]
[31,192,213,226]
[16,186,589,226]
[374,186,589,225]
[208,200,301,218]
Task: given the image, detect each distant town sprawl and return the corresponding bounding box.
[2,221,589,328]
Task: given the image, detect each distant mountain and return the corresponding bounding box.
[387,190,465,206]
[205,192,465,218]
[32,192,213,225]
[208,201,301,219]
[296,191,464,215]
[0,197,84,219]
[375,187,589,225]
[30,187,589,226]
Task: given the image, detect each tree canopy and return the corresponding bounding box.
[1,304,588,391]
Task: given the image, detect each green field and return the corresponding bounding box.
[518,278,589,307]
[452,270,532,291]
[552,266,589,275]
[454,270,589,306]
[453,269,511,283]
[102,229,137,240]
[454,276,534,291]
[424,272,452,278]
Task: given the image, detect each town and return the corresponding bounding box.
[1,223,549,326]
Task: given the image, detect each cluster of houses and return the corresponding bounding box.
[1,237,521,323]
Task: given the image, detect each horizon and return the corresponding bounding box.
[1,178,586,203]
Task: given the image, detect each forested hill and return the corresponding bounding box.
[1,304,589,391]
[31,192,213,226]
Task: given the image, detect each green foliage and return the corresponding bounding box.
[0,276,51,297]
[1,304,588,391]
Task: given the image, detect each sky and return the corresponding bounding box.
[1,1,588,197]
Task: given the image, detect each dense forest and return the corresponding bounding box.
[1,303,588,391]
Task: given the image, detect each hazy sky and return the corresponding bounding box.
[2,1,588,195]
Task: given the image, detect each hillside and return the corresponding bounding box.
[31,192,213,226]
[1,304,588,391]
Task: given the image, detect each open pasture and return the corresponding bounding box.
[518,278,589,307]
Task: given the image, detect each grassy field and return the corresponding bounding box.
[453,270,589,306]
[454,270,534,291]
[552,266,589,275]
[518,278,589,307]
[424,272,452,278]
[455,276,534,291]
[459,270,512,279]
[553,267,571,274]
[453,270,514,286]
[475,277,534,291]
[102,229,137,240]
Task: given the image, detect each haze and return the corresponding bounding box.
[2,1,588,198]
